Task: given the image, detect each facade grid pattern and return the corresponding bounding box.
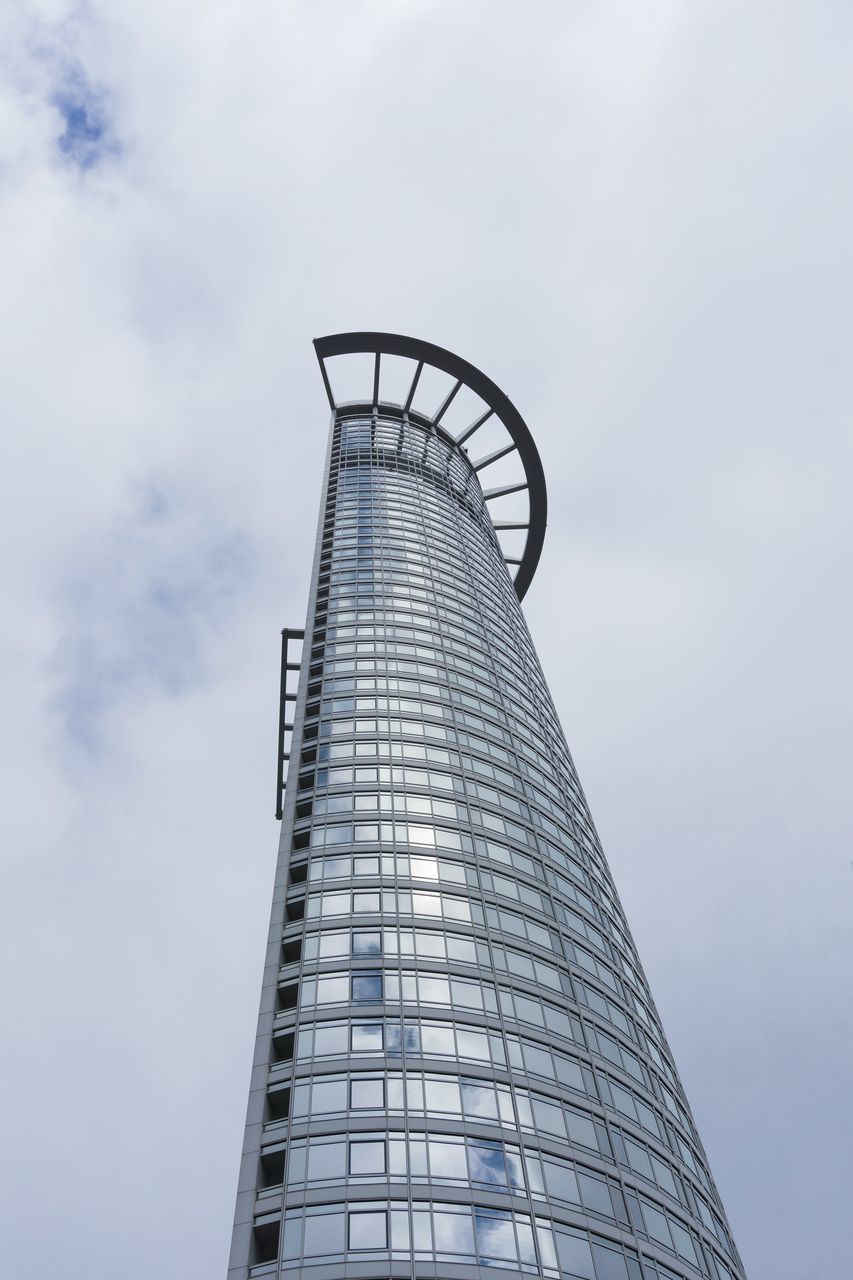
[229,390,746,1280]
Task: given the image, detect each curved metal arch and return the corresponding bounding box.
[313,331,547,601]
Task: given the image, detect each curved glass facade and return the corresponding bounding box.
[229,404,746,1280]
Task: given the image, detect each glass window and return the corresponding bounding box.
[523,1043,553,1077]
[523,1152,545,1194]
[533,1098,567,1138]
[468,1141,508,1187]
[420,1023,454,1055]
[642,1202,671,1247]
[354,892,380,912]
[348,1210,388,1250]
[451,979,483,1010]
[389,1208,409,1249]
[652,1156,679,1199]
[317,975,349,1004]
[317,930,350,959]
[281,1213,301,1261]
[409,1137,428,1175]
[544,1160,580,1205]
[353,930,382,956]
[313,1023,348,1056]
[349,1140,386,1175]
[411,1206,432,1250]
[351,1022,383,1051]
[285,1143,306,1185]
[410,930,440,957]
[555,1056,584,1092]
[567,1109,598,1150]
[474,1210,517,1262]
[401,1023,420,1053]
[312,1078,347,1113]
[419,975,450,1004]
[411,855,439,879]
[433,1210,475,1256]
[458,1028,491,1061]
[388,1137,408,1176]
[425,1078,461,1113]
[303,1209,345,1258]
[447,935,477,963]
[307,1140,345,1182]
[352,973,382,1001]
[669,1222,698,1264]
[413,891,441,916]
[591,1244,630,1279]
[354,855,380,874]
[636,1098,661,1136]
[554,1227,595,1279]
[429,1137,468,1181]
[461,1081,498,1119]
[625,1137,653,1179]
[351,1077,384,1108]
[516,1218,538,1264]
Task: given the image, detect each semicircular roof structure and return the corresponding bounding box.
[313,331,547,601]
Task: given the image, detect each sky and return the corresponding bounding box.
[0,2,851,1277]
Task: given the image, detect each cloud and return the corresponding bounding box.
[52,477,253,755]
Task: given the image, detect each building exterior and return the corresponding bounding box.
[229,333,746,1280]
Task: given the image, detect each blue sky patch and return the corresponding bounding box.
[53,71,118,170]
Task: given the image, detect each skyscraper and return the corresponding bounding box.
[228,333,746,1280]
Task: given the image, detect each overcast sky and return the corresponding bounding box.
[1,3,851,1277]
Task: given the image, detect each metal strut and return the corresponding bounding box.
[276,628,304,819]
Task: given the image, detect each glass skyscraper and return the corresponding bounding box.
[229,333,746,1280]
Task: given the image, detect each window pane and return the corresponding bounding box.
[318,931,349,959]
[352,973,382,1001]
[544,1160,580,1205]
[314,1023,347,1055]
[351,1023,383,1051]
[670,1222,698,1264]
[307,1140,345,1182]
[579,1172,613,1217]
[419,976,450,1003]
[428,1137,467,1180]
[317,975,349,1003]
[591,1243,630,1280]
[420,1023,454,1054]
[351,1077,384,1108]
[456,1029,488,1060]
[425,1078,461,1113]
[434,1210,475,1256]
[474,1211,516,1262]
[282,1215,301,1261]
[642,1203,672,1247]
[353,931,382,956]
[312,1078,347,1113]
[461,1081,497,1118]
[416,931,445,957]
[349,1210,388,1250]
[554,1227,595,1278]
[468,1142,508,1187]
[354,892,380,913]
[304,1210,344,1257]
[349,1140,386,1175]
[324,856,350,877]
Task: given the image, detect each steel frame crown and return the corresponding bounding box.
[313,331,547,601]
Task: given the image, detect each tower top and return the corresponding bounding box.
[313,331,547,601]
